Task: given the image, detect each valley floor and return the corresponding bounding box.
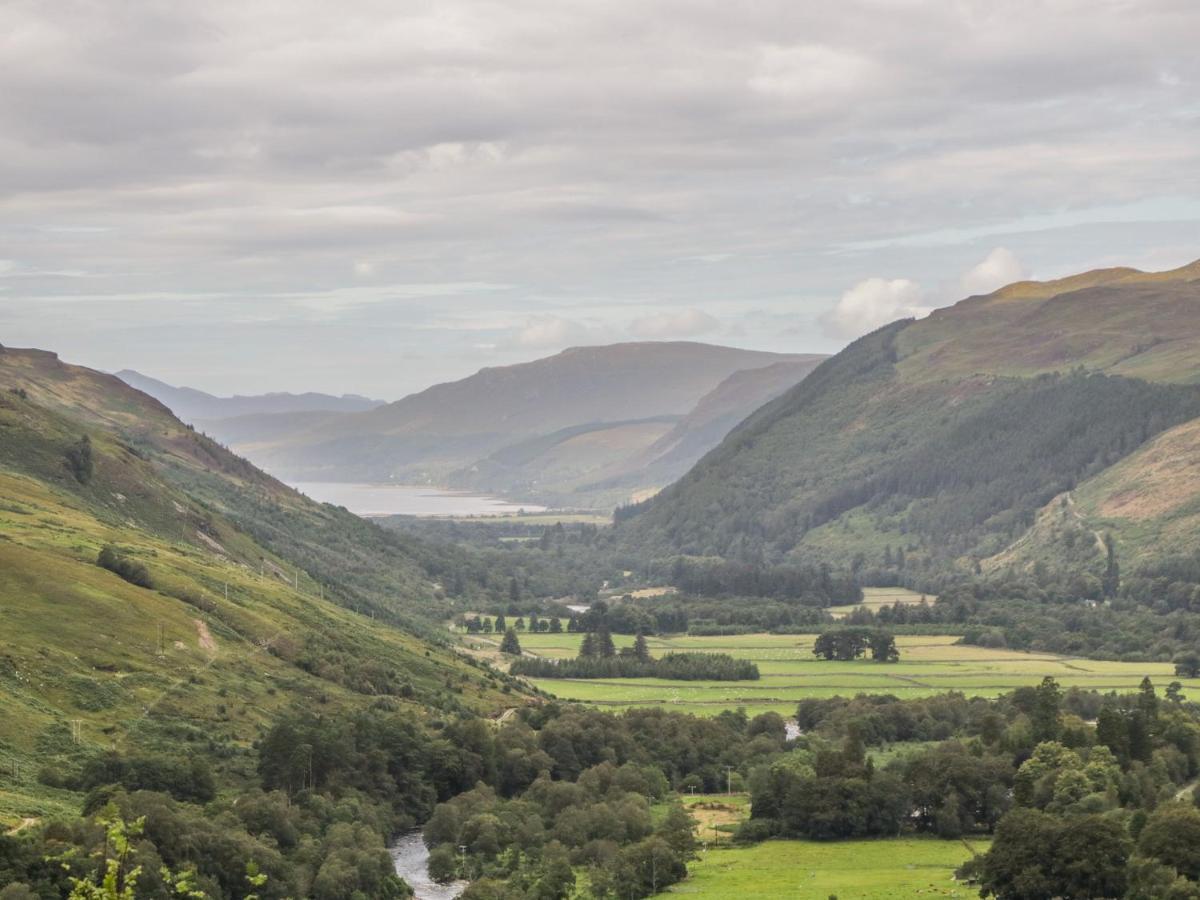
[500,632,1193,717]
[667,837,988,899]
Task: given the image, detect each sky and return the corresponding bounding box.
[2,0,1199,399]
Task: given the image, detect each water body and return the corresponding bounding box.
[390,832,467,900]
[292,482,546,518]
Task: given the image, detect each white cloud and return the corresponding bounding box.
[627,309,721,340]
[821,278,930,339]
[959,248,1029,296]
[512,315,594,349]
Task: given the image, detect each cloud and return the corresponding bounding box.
[3,1,1200,394]
[511,315,595,349]
[821,278,930,339]
[960,248,1030,296]
[627,309,721,340]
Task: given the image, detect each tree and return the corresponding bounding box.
[596,628,616,659]
[579,633,598,658]
[549,617,563,634]
[1031,676,1062,743]
[500,629,522,656]
[1095,704,1130,763]
[657,803,698,859]
[1102,533,1120,598]
[1054,814,1131,899]
[494,614,507,634]
[1138,804,1200,881]
[1138,677,1159,722]
[509,577,521,604]
[978,808,1061,900]
[1175,652,1200,679]
[868,631,899,663]
[64,435,94,484]
[1167,681,1186,704]
[633,633,650,662]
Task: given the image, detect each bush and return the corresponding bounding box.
[733,818,777,844]
[96,545,153,589]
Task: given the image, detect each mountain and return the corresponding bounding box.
[617,259,1200,588]
[0,344,516,823]
[447,356,827,507]
[115,368,383,422]
[228,342,816,494]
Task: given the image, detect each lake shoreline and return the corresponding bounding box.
[290,481,548,518]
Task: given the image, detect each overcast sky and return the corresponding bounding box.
[2,0,1199,398]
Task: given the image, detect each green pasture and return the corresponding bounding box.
[668,837,988,898]
[516,632,1194,717]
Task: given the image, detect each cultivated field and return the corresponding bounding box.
[668,837,988,898]
[827,585,933,619]
[507,631,1194,716]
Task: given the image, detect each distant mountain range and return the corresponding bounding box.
[115,369,384,422]
[160,342,827,508]
[618,259,1200,589]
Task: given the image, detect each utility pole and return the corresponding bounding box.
[70,720,82,744]
[224,582,229,602]
[157,622,165,656]
[724,765,735,795]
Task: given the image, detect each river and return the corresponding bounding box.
[291,482,546,518]
[389,832,467,899]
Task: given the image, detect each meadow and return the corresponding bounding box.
[667,837,988,899]
[489,630,1197,717]
[827,585,933,618]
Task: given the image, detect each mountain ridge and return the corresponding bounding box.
[617,259,1200,590]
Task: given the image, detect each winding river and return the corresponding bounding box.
[389,832,468,899]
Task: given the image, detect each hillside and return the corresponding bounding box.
[116,368,382,422]
[448,356,827,507]
[226,341,811,491]
[617,260,1200,588]
[0,346,519,826]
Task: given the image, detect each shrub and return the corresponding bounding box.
[97,545,153,588]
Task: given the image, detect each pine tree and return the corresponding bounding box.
[494,614,507,633]
[579,632,598,658]
[1031,676,1062,743]
[549,616,563,634]
[597,627,616,659]
[633,632,650,662]
[500,628,522,656]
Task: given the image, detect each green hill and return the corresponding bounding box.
[617,259,1200,587]
[0,347,517,827]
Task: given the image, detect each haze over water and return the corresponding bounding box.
[293,482,546,517]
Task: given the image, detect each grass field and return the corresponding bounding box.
[507,631,1193,716]
[827,586,933,619]
[668,837,988,898]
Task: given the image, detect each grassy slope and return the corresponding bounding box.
[620,261,1200,577]
[0,354,517,826]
